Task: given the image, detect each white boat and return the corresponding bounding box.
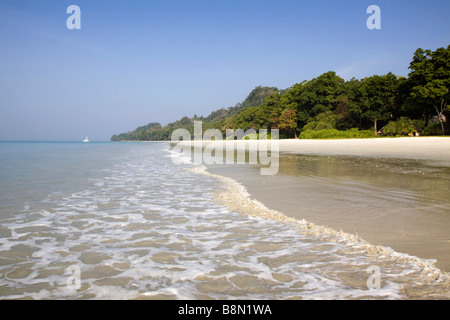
[83,137,90,143]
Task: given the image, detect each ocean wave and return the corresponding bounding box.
[1,142,449,300]
[188,164,450,299]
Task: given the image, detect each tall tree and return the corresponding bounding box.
[360,73,399,135]
[278,108,298,138]
[282,72,344,130]
[335,95,354,129]
[407,46,450,135]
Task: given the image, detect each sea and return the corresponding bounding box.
[0,141,449,300]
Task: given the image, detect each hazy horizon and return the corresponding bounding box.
[1,0,449,141]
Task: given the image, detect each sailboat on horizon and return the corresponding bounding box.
[83,136,90,143]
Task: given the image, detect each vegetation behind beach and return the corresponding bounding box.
[111,45,450,141]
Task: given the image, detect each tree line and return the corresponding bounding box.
[111,45,449,141]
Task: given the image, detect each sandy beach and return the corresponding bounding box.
[180,136,450,164]
[2,140,449,299]
[178,137,450,272]
[277,137,450,165]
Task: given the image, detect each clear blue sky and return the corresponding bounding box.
[0,0,449,141]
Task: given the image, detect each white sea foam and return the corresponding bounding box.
[0,142,449,300]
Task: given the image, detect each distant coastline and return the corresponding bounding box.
[111,45,450,143]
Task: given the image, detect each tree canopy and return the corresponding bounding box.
[406,45,450,134]
[112,45,450,141]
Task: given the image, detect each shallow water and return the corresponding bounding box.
[207,152,450,272]
[0,142,449,299]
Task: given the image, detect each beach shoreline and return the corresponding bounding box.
[176,137,450,272]
[178,136,450,164]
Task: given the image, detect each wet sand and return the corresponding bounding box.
[183,137,450,272]
[275,137,450,164]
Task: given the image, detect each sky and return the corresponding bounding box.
[0,0,449,141]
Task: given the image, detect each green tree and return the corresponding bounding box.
[278,108,298,138]
[280,72,344,131]
[240,86,279,109]
[341,78,366,129]
[407,46,450,135]
[299,72,344,124]
[382,117,417,136]
[360,73,399,135]
[111,45,450,141]
[334,94,356,129]
[302,111,337,131]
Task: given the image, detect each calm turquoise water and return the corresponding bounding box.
[0,142,125,212]
[0,142,449,299]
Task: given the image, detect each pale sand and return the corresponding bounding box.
[177,137,450,271]
[277,137,450,164]
[180,136,450,164]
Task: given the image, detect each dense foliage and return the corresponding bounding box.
[112,45,449,141]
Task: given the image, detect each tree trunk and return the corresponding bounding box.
[440,119,445,135]
[435,101,446,136]
[374,119,378,135]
